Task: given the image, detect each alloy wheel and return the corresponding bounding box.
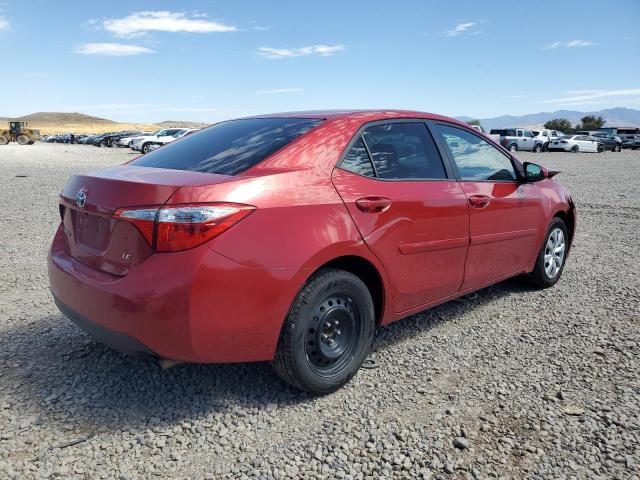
[544,227,566,279]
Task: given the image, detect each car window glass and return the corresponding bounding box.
[131,118,323,176]
[524,131,533,138]
[517,130,523,137]
[340,136,375,177]
[361,122,447,180]
[435,124,516,182]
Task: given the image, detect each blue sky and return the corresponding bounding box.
[2,0,639,123]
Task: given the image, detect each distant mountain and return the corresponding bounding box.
[156,120,209,129]
[458,107,640,131]
[1,112,117,125]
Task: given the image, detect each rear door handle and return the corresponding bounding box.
[355,196,392,213]
[468,195,491,208]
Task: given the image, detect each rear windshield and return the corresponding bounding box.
[131,118,323,175]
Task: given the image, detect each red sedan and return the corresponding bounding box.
[48,110,575,394]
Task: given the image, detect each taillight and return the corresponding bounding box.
[114,203,255,252]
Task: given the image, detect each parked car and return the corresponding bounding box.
[622,135,640,150]
[577,131,622,152]
[548,135,603,153]
[140,128,199,152]
[118,131,155,148]
[48,110,575,394]
[531,129,565,151]
[130,128,189,153]
[96,130,143,148]
[489,128,544,152]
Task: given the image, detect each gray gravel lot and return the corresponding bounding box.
[0,143,639,479]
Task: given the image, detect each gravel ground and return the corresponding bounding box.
[0,143,639,479]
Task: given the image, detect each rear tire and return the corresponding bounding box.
[0,135,8,145]
[509,144,517,152]
[614,144,621,152]
[17,135,29,145]
[142,143,153,154]
[272,268,375,395]
[527,217,568,289]
[597,144,605,153]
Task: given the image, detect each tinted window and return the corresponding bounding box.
[131,118,322,175]
[435,125,516,181]
[524,131,533,138]
[361,122,446,179]
[340,137,375,177]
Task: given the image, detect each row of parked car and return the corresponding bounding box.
[41,128,200,153]
[483,127,638,153]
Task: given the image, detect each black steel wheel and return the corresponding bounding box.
[273,268,375,394]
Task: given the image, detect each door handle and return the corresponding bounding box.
[468,195,491,208]
[355,196,392,213]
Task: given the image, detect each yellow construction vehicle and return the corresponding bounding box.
[0,121,40,145]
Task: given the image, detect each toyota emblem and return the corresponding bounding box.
[75,191,87,208]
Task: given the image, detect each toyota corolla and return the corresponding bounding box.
[48,110,575,394]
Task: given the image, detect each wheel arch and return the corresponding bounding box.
[310,255,386,326]
[552,207,575,250]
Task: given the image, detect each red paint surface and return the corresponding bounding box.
[49,110,575,362]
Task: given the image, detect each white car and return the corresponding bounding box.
[531,129,565,151]
[118,131,154,147]
[140,129,199,153]
[130,128,190,153]
[548,134,603,153]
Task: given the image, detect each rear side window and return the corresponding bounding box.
[362,122,447,179]
[340,137,375,177]
[131,118,322,175]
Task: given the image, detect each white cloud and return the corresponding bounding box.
[75,43,155,56]
[543,88,640,104]
[0,16,9,31]
[102,11,237,38]
[543,39,594,49]
[257,44,345,59]
[254,88,303,95]
[444,22,476,37]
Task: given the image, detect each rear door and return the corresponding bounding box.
[431,122,543,289]
[332,120,469,313]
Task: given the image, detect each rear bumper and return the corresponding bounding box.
[48,226,306,363]
[54,296,156,356]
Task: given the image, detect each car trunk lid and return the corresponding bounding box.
[59,165,237,276]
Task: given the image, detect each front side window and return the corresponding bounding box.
[524,131,533,138]
[435,124,516,182]
[361,122,446,179]
[131,118,322,175]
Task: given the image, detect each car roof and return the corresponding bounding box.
[242,109,466,124]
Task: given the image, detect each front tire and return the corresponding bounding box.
[534,144,543,153]
[142,143,153,154]
[614,144,621,152]
[17,135,29,145]
[0,135,8,145]
[527,217,568,289]
[570,145,579,153]
[272,268,375,395]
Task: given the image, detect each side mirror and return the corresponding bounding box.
[523,162,545,182]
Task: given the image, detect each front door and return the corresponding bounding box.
[431,122,543,290]
[332,121,469,313]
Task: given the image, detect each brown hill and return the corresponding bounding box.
[12,112,117,125]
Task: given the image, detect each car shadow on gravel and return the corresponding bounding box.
[4,277,532,430]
